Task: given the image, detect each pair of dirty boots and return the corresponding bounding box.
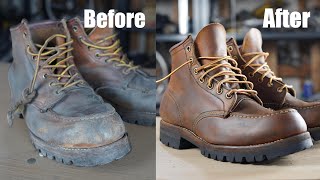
[8,18,155,166]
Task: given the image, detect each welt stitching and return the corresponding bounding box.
[230,109,294,118]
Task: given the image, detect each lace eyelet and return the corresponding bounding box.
[207,84,213,90]
[43,74,47,79]
[225,93,233,99]
[199,78,204,83]
[217,88,223,95]
[186,46,191,52]
[95,53,100,58]
[194,68,198,75]
[55,90,60,94]
[23,32,27,38]
[73,26,78,32]
[277,87,283,93]
[228,46,233,51]
[233,56,238,60]
[49,82,53,87]
[267,82,273,87]
[258,78,263,83]
[189,57,193,64]
[249,72,254,77]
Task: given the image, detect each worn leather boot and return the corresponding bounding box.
[227,28,320,141]
[66,17,156,126]
[7,19,131,166]
[159,23,312,163]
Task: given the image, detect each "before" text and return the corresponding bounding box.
[84,9,146,28]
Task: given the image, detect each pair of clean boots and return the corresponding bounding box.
[159,23,320,163]
[8,18,155,166]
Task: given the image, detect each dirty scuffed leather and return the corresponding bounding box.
[67,17,156,125]
[8,19,126,149]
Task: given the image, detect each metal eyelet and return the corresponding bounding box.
[186,46,191,52]
[43,74,47,79]
[73,26,78,32]
[49,82,53,87]
[258,78,263,83]
[248,72,254,77]
[199,77,204,83]
[189,57,194,64]
[194,68,198,75]
[217,88,223,95]
[277,87,283,92]
[207,84,213,89]
[95,53,100,57]
[225,93,233,99]
[267,82,273,87]
[23,32,27,38]
[55,90,60,94]
[228,46,233,51]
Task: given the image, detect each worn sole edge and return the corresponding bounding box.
[160,120,313,163]
[29,131,131,167]
[308,127,320,141]
[117,110,156,126]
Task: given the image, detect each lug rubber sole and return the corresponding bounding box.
[30,131,131,167]
[160,120,313,163]
[118,110,156,126]
[308,127,320,141]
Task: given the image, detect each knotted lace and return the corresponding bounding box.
[7,34,83,127]
[80,33,139,72]
[156,56,257,97]
[242,52,293,92]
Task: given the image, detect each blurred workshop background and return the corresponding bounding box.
[156,0,320,111]
[0,0,156,68]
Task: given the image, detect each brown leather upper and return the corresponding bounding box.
[160,23,307,146]
[227,28,320,129]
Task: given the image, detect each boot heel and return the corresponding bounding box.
[160,120,195,149]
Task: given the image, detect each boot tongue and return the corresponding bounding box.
[88,26,114,46]
[194,23,236,89]
[241,28,265,65]
[194,23,227,63]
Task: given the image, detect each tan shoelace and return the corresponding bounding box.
[242,52,293,92]
[156,56,257,98]
[80,33,139,72]
[7,34,83,126]
[27,34,84,94]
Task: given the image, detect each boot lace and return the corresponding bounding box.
[242,52,293,92]
[7,34,83,126]
[80,33,139,72]
[156,56,257,98]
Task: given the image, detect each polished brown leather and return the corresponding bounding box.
[227,28,320,129]
[160,23,307,146]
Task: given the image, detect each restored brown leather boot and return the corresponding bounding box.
[7,19,130,166]
[159,23,312,163]
[227,28,320,141]
[66,17,156,126]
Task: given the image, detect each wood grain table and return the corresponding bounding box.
[0,63,155,180]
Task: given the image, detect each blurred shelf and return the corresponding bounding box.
[156,31,320,42]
